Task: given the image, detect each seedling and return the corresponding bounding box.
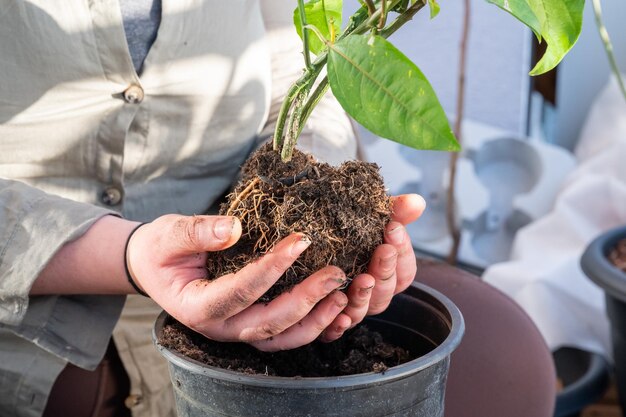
[273,0,584,161]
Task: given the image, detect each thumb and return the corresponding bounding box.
[167,215,242,253]
[391,194,426,225]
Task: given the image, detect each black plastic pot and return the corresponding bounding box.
[153,282,464,417]
[553,347,611,417]
[581,224,626,414]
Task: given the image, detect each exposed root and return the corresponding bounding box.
[206,143,391,302]
[226,177,260,216]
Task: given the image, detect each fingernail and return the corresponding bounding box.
[334,294,348,308]
[334,319,349,334]
[291,234,312,256]
[386,224,405,245]
[214,217,235,240]
[379,253,397,271]
[325,276,345,292]
[359,285,374,297]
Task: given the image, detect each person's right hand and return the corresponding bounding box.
[126,214,348,352]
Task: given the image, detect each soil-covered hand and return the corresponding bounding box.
[321,194,425,342]
[126,214,348,352]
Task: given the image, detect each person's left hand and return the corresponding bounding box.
[321,194,425,342]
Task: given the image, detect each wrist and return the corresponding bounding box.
[124,223,150,297]
[33,215,142,295]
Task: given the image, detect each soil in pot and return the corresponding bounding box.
[159,319,421,377]
[608,238,626,272]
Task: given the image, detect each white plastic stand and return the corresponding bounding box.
[360,119,577,268]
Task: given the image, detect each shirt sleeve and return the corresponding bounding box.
[0,178,125,369]
[258,0,358,165]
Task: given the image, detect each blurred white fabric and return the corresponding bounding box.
[483,75,626,360]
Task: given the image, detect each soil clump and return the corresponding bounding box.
[206,143,392,302]
[609,238,626,272]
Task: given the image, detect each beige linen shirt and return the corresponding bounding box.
[0,1,356,416]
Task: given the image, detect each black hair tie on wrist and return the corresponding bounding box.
[124,223,150,297]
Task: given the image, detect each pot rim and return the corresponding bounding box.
[152,282,464,389]
[581,225,626,303]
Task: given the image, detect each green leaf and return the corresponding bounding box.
[327,35,459,152]
[294,0,342,55]
[487,0,542,41]
[527,0,584,75]
[488,0,584,75]
[428,0,441,19]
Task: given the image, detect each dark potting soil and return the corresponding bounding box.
[608,238,626,272]
[205,143,392,302]
[159,319,413,377]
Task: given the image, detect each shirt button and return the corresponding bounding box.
[124,393,143,408]
[101,186,123,206]
[123,84,144,104]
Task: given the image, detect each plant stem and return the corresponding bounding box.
[294,77,330,140]
[362,0,376,16]
[353,0,402,35]
[446,0,471,266]
[378,0,387,30]
[592,0,626,102]
[282,84,312,161]
[380,1,427,38]
[273,6,370,153]
[275,0,416,161]
[298,0,312,70]
[294,0,422,139]
[273,78,313,151]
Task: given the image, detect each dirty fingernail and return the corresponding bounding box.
[334,322,348,335]
[359,285,374,298]
[291,234,312,256]
[214,217,235,240]
[325,276,345,292]
[334,295,349,308]
[387,226,405,245]
[379,253,397,271]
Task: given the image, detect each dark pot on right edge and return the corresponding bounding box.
[581,224,626,415]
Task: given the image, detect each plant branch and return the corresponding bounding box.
[273,78,313,151]
[295,1,423,140]
[298,0,312,70]
[274,0,416,160]
[295,77,330,139]
[380,1,427,38]
[282,85,312,161]
[362,0,376,16]
[273,5,369,152]
[378,0,387,30]
[592,0,626,102]
[353,0,402,35]
[446,0,471,265]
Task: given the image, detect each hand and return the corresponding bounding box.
[126,214,348,352]
[321,194,425,342]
